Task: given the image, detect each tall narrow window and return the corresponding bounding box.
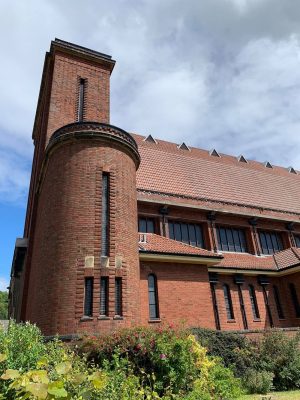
[100,277,109,316]
[249,284,260,319]
[101,173,109,256]
[148,274,159,320]
[273,285,284,319]
[223,284,235,320]
[77,78,85,122]
[84,277,93,317]
[289,283,300,318]
[115,278,122,316]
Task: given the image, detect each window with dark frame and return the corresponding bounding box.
[289,283,300,318]
[100,277,109,316]
[138,217,155,233]
[273,285,284,319]
[294,235,300,248]
[258,231,283,255]
[101,173,109,257]
[84,277,93,317]
[168,221,204,248]
[249,284,260,319]
[115,278,122,316]
[148,274,159,320]
[223,284,235,320]
[77,78,85,122]
[217,226,247,252]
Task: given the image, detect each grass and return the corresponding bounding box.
[239,390,300,400]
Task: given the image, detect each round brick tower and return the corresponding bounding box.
[20,40,141,335]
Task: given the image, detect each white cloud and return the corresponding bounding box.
[2,0,300,204]
[0,277,9,292]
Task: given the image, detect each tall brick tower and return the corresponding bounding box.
[10,39,141,336]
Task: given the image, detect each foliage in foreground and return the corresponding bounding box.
[0,321,241,399]
[193,327,300,394]
[0,292,8,320]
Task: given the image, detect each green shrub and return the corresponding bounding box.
[256,330,300,391]
[191,327,255,377]
[243,368,273,394]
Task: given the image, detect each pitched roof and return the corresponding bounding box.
[133,134,300,218]
[138,233,221,258]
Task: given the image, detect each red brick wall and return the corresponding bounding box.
[25,140,140,335]
[46,51,111,145]
[140,262,216,328]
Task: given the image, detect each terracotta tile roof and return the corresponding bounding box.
[218,252,276,271]
[138,233,222,258]
[274,247,300,270]
[133,134,300,218]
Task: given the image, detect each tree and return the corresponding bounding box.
[0,291,8,319]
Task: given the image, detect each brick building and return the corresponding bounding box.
[9,39,300,336]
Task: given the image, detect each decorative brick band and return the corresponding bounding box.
[48,122,141,168]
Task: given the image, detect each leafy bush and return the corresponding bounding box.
[191,327,255,377]
[243,368,274,394]
[255,331,300,391]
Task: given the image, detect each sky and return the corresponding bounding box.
[2,0,300,289]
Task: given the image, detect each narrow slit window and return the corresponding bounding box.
[249,284,260,319]
[84,277,93,317]
[100,277,109,316]
[115,278,122,316]
[273,285,284,319]
[223,284,235,320]
[77,78,85,122]
[148,274,159,320]
[101,173,109,256]
[289,283,300,318]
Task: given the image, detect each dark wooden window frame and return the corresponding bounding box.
[148,274,159,320]
[273,285,285,319]
[216,226,247,253]
[249,284,260,320]
[258,230,283,255]
[168,220,205,248]
[138,216,155,233]
[84,277,93,317]
[223,284,235,320]
[115,277,122,316]
[100,277,109,317]
[101,173,110,257]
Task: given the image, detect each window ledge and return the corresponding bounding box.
[148,319,161,323]
[227,319,236,323]
[113,316,123,320]
[80,316,93,322]
[253,318,261,322]
[97,316,110,320]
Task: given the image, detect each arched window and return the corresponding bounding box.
[223,284,234,320]
[148,274,159,320]
[249,284,260,319]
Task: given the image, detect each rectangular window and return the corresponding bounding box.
[84,277,93,317]
[148,274,159,320]
[258,231,283,255]
[100,277,109,316]
[294,235,300,248]
[273,285,284,319]
[101,173,109,256]
[77,78,85,122]
[249,284,260,319]
[217,227,247,252]
[168,221,204,248]
[289,283,300,318]
[115,278,122,316]
[138,217,155,233]
[223,284,235,320]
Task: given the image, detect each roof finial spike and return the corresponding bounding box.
[264,161,273,169]
[237,154,248,163]
[288,166,297,174]
[144,134,157,144]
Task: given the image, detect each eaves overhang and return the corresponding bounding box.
[208,264,300,276]
[139,251,223,265]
